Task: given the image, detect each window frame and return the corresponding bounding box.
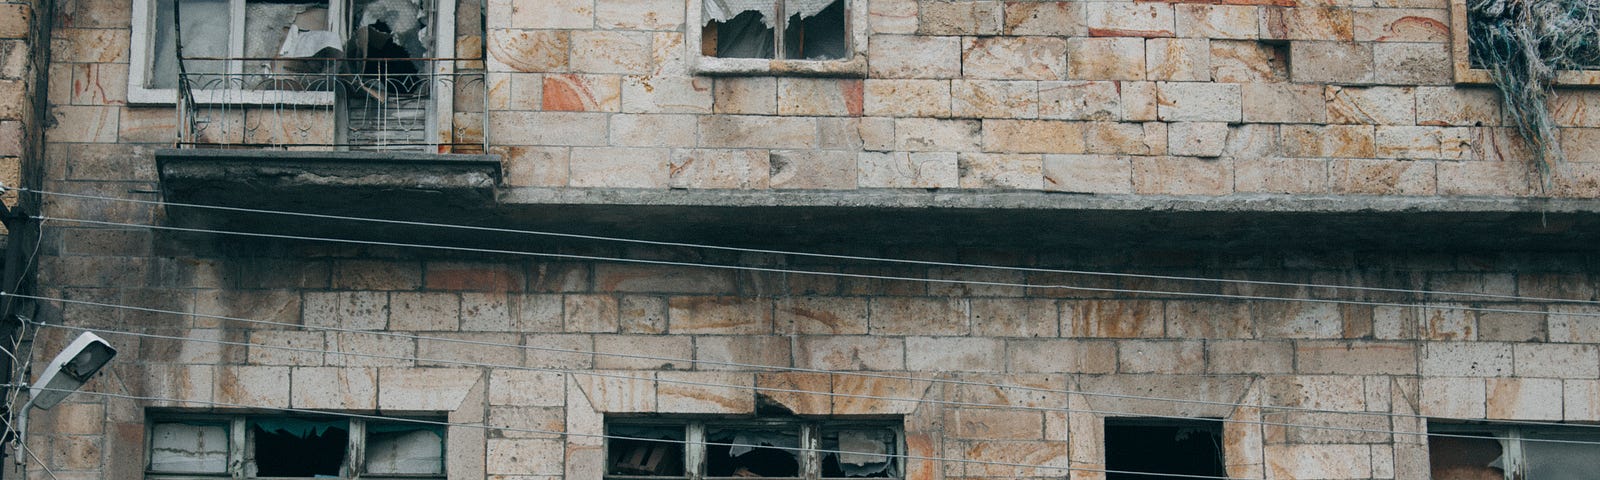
[1449,0,1600,86]
[684,0,868,77]
[144,413,448,480]
[603,417,904,480]
[126,0,459,107]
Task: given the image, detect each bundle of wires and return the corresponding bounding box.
[1468,0,1600,179]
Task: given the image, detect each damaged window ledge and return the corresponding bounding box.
[692,56,866,77]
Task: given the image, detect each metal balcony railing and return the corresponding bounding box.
[175,57,486,153]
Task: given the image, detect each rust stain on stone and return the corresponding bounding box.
[1376,16,1449,42]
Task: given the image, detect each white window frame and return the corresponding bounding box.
[145,414,447,480]
[604,418,903,480]
[126,0,458,141]
[684,0,867,77]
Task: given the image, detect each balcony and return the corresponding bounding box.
[173,56,485,153]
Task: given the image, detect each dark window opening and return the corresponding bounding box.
[710,10,775,59]
[782,0,845,60]
[251,420,348,476]
[608,425,687,477]
[1104,418,1225,480]
[706,426,801,477]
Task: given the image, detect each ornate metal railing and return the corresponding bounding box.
[175,57,486,153]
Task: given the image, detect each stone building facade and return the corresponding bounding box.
[9,0,1600,479]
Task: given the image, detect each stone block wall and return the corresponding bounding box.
[19,222,1600,479]
[480,0,1600,197]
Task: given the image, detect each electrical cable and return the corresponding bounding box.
[35,215,1600,322]
[31,317,1600,446]
[23,187,1600,306]
[13,290,1600,436]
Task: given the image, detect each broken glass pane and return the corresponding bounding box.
[150,0,230,89]
[609,424,688,477]
[366,423,446,475]
[148,421,229,473]
[821,427,897,478]
[706,424,800,477]
[1522,431,1600,480]
[1427,433,1505,480]
[241,1,333,85]
[710,10,774,59]
[247,418,349,477]
[782,0,844,60]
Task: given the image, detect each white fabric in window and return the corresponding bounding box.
[366,428,445,475]
[703,0,837,28]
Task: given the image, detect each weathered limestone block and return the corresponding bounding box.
[1003,339,1114,374]
[982,119,1086,153]
[1086,2,1174,37]
[215,366,290,407]
[1121,81,1159,121]
[756,372,832,415]
[1254,301,1342,338]
[595,0,684,30]
[1041,154,1131,194]
[870,297,968,335]
[907,337,1005,372]
[869,0,918,34]
[1329,158,1436,195]
[1565,380,1600,421]
[776,296,869,334]
[1486,378,1563,420]
[769,150,857,189]
[864,79,952,117]
[389,292,460,331]
[1290,41,1373,84]
[487,29,568,72]
[418,333,523,368]
[1264,444,1371,480]
[1067,37,1145,80]
[1177,4,1259,39]
[869,35,962,78]
[616,74,706,111]
[859,151,960,188]
[487,438,563,475]
[1156,82,1241,122]
[1207,340,1293,374]
[962,36,1069,80]
[1146,38,1210,81]
[609,114,697,148]
[1513,343,1600,378]
[1167,122,1228,157]
[796,336,905,370]
[1063,299,1162,337]
[1374,42,1450,85]
[1119,340,1205,374]
[832,375,934,414]
[1243,84,1324,123]
[778,78,863,116]
[1354,8,1449,42]
[1415,86,1501,126]
[489,370,566,406]
[919,0,1003,35]
[248,330,326,366]
[290,367,376,409]
[957,152,1043,189]
[1004,2,1085,36]
[1422,342,1513,377]
[713,77,776,114]
[1437,161,1539,196]
[569,30,653,74]
[52,28,129,63]
[1039,81,1120,121]
[952,80,1038,119]
[1295,341,1416,375]
[1235,157,1329,194]
[377,368,479,411]
[1209,40,1287,83]
[699,115,815,148]
[667,296,773,333]
[953,409,1045,440]
[1262,6,1354,41]
[1085,122,1165,155]
[668,149,770,189]
[1281,124,1376,158]
[594,335,692,369]
[46,105,118,143]
[694,336,791,370]
[1165,301,1250,338]
[539,74,619,112]
[523,334,595,369]
[491,111,607,146]
[894,117,982,151]
[657,371,756,413]
[0,3,30,38]
[134,364,214,407]
[1325,86,1416,125]
[569,147,670,188]
[304,291,389,330]
[1131,156,1234,195]
[970,298,1058,337]
[574,371,656,412]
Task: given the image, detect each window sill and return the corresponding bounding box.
[1450,0,1600,86]
[691,56,867,78]
[128,86,337,106]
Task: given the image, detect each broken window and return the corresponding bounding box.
[1429,422,1600,480]
[146,414,446,479]
[605,418,901,480]
[1103,418,1225,480]
[701,0,847,60]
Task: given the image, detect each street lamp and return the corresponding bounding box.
[12,331,117,463]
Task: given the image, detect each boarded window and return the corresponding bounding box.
[366,423,447,475]
[149,422,230,474]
